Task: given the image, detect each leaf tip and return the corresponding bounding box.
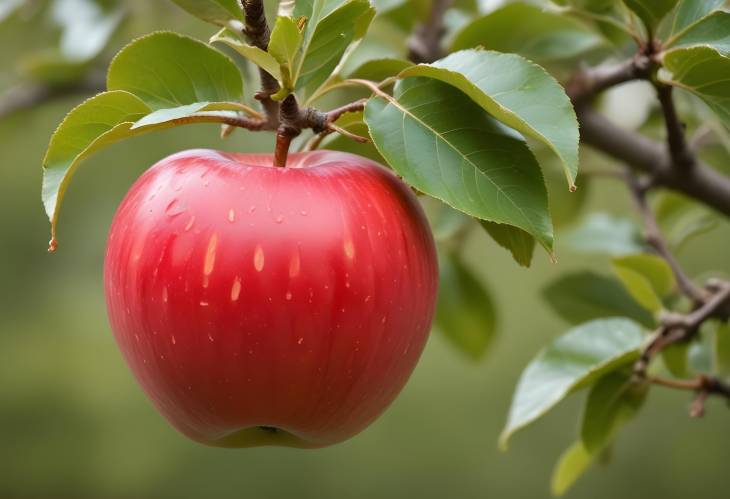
[569,183,577,193]
[48,237,58,253]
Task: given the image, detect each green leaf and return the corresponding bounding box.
[552,0,615,12]
[623,0,679,33]
[364,77,554,251]
[543,272,656,328]
[400,49,580,189]
[671,0,725,36]
[669,10,730,54]
[42,91,151,239]
[662,341,690,378]
[580,369,648,453]
[564,213,644,256]
[268,16,304,90]
[347,58,414,82]
[611,253,676,313]
[451,4,605,63]
[130,102,247,129]
[713,322,730,377]
[551,442,593,497]
[210,28,282,83]
[170,0,244,25]
[435,252,497,360]
[294,0,375,99]
[480,221,536,268]
[661,46,730,130]
[499,318,646,449]
[109,32,245,110]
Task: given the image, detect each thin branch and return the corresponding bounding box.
[576,106,730,216]
[567,54,652,105]
[634,281,730,375]
[568,55,730,218]
[649,374,730,417]
[325,98,367,123]
[655,83,695,169]
[627,174,706,303]
[407,0,453,63]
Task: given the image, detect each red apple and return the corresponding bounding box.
[104,149,438,448]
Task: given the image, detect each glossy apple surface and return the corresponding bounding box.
[104,149,438,448]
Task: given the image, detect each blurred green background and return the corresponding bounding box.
[2,1,730,498]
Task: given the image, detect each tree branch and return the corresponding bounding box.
[649,374,730,417]
[241,0,280,128]
[568,55,730,218]
[655,83,695,169]
[635,281,730,376]
[407,0,453,63]
[627,175,706,303]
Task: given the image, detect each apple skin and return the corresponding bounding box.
[104,149,438,448]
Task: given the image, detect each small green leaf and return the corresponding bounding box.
[42,91,151,238]
[671,0,725,36]
[130,102,246,129]
[435,252,497,360]
[713,322,730,377]
[623,0,679,33]
[480,221,536,268]
[662,342,690,378]
[170,0,244,25]
[543,272,656,328]
[210,28,282,83]
[295,0,376,99]
[499,318,646,449]
[611,253,676,313]
[661,46,730,130]
[551,442,594,497]
[108,31,245,110]
[581,369,648,453]
[400,49,580,189]
[669,10,730,54]
[268,16,304,89]
[364,77,553,251]
[451,4,605,63]
[564,213,644,256]
[347,58,414,82]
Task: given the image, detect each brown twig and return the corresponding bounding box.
[634,281,730,376]
[407,0,453,63]
[241,0,280,128]
[655,83,695,170]
[649,374,730,417]
[626,174,706,303]
[568,56,730,217]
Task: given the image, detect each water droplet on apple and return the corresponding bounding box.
[249,206,256,214]
[275,215,284,224]
[165,199,185,217]
[228,209,236,223]
[200,301,209,307]
[230,277,242,302]
[253,245,265,272]
[285,291,292,301]
[184,216,195,232]
[162,287,168,303]
[208,333,214,342]
[297,337,304,345]
[300,210,308,216]
[171,336,176,345]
